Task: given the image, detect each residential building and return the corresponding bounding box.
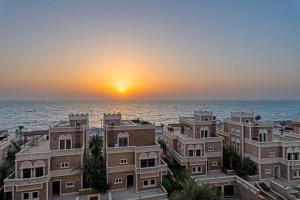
[163,111,223,175]
[0,130,15,161]
[222,111,300,182]
[103,113,168,194]
[4,114,89,200]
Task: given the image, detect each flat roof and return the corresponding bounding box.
[21,140,50,154]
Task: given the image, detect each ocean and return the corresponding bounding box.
[0,100,300,131]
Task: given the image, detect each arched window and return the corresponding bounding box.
[195,145,203,156]
[34,160,45,177]
[59,134,72,149]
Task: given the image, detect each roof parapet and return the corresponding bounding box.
[68,113,89,121]
[231,112,254,118]
[103,113,122,120]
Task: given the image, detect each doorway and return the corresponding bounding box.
[127,175,134,188]
[52,181,60,196]
[274,166,280,179]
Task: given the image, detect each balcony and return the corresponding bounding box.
[172,150,206,165]
[135,159,168,174]
[4,173,49,187]
[51,147,83,157]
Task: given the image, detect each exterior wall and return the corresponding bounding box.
[235,181,262,200]
[252,127,273,141]
[106,128,155,147]
[205,142,222,153]
[107,152,135,167]
[280,164,288,180]
[244,143,259,157]
[289,166,300,181]
[50,155,81,171]
[16,159,49,179]
[51,174,81,195]
[14,183,47,200]
[69,119,88,127]
[260,146,282,158]
[107,171,129,191]
[136,151,160,168]
[194,124,214,138]
[207,157,222,171]
[294,127,300,134]
[260,164,275,179]
[136,173,162,192]
[188,164,206,175]
[50,130,84,150]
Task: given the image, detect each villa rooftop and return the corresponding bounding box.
[20,139,50,154]
[120,119,152,126]
[100,187,167,200]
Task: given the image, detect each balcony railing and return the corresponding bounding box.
[135,159,168,174]
[4,175,49,187]
[172,150,207,164]
[51,147,83,156]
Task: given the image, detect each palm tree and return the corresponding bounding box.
[196,184,217,200]
[0,160,14,187]
[170,177,217,200]
[254,115,261,121]
[89,135,103,159]
[158,139,167,154]
[17,126,24,143]
[170,177,199,200]
[6,140,23,163]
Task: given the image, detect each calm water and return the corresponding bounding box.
[0,100,300,131]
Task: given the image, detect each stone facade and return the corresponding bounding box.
[221,111,300,184]
[4,114,88,199]
[104,113,167,192]
[163,111,223,176]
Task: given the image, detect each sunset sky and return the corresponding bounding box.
[0,0,300,100]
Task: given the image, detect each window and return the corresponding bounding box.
[188,150,194,157]
[110,122,115,126]
[288,153,292,160]
[150,179,155,185]
[196,149,201,156]
[269,152,275,157]
[120,159,128,164]
[114,178,123,184]
[66,139,71,149]
[293,171,300,178]
[204,130,208,137]
[265,169,271,175]
[294,153,299,160]
[75,122,81,128]
[201,130,208,138]
[197,166,202,172]
[60,139,72,149]
[119,137,128,147]
[143,180,148,186]
[191,166,202,174]
[236,143,240,153]
[143,179,156,187]
[208,147,214,152]
[60,162,70,169]
[141,159,155,168]
[32,192,38,199]
[23,193,29,200]
[192,167,196,173]
[211,161,217,167]
[66,181,74,188]
[35,167,43,177]
[60,140,65,149]
[23,169,31,179]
